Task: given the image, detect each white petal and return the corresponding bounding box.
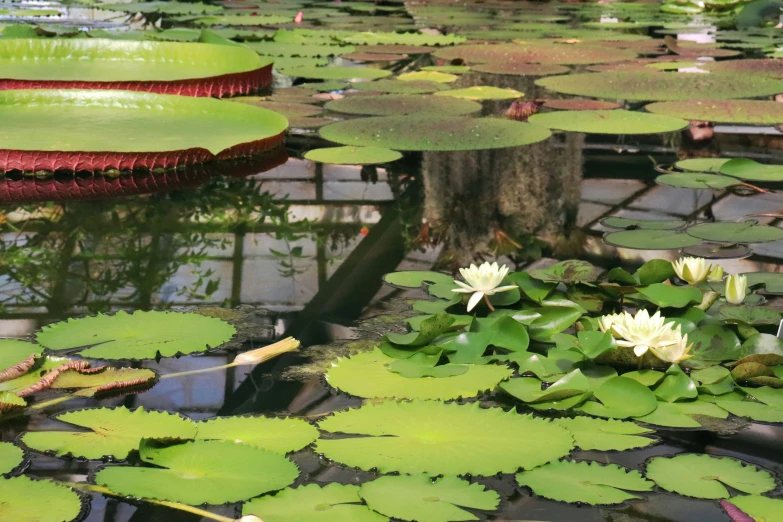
[634,345,649,357]
[452,288,473,294]
[454,280,475,291]
[491,285,518,293]
[467,292,484,312]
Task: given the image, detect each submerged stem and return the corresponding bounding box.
[696,291,719,311]
[483,294,495,312]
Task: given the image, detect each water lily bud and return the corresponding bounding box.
[707,265,724,282]
[672,256,712,285]
[504,100,542,122]
[725,274,747,305]
[233,337,300,365]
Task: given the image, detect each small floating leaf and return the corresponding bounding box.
[604,229,702,250]
[351,79,450,94]
[729,495,783,521]
[636,283,702,308]
[553,417,656,451]
[646,100,783,125]
[397,71,458,83]
[719,158,783,182]
[0,476,83,522]
[0,339,42,383]
[634,400,728,428]
[579,376,658,419]
[434,86,523,100]
[528,109,688,134]
[0,442,24,475]
[675,158,730,172]
[280,66,391,80]
[195,416,318,454]
[719,305,780,326]
[305,146,402,165]
[528,260,600,284]
[325,94,481,116]
[686,222,783,243]
[244,483,387,522]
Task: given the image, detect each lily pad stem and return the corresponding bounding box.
[737,323,759,340]
[696,290,719,311]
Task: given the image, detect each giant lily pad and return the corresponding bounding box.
[37,310,235,360]
[95,439,299,505]
[50,367,158,396]
[360,475,499,522]
[316,400,574,475]
[553,417,656,451]
[20,406,197,460]
[705,58,783,77]
[536,71,783,101]
[0,442,24,475]
[350,79,450,93]
[0,38,272,96]
[191,14,292,26]
[247,42,355,58]
[0,339,42,382]
[326,348,511,400]
[516,460,654,505]
[319,115,551,151]
[686,221,783,243]
[645,454,776,499]
[528,109,688,134]
[646,100,783,125]
[434,86,524,100]
[324,94,481,116]
[729,496,783,522]
[433,42,637,65]
[305,146,402,165]
[603,229,702,250]
[195,416,318,454]
[0,476,83,522]
[0,90,288,173]
[244,484,388,522]
[472,62,570,76]
[279,66,391,80]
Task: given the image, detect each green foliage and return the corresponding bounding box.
[245,484,387,522]
[0,442,24,475]
[195,416,319,454]
[0,476,83,522]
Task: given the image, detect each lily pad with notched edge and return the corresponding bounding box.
[95,438,299,505]
[195,415,319,454]
[280,66,391,80]
[350,79,450,93]
[719,305,780,326]
[50,367,157,396]
[528,109,688,134]
[685,325,742,369]
[360,475,500,522]
[716,399,783,422]
[319,116,551,151]
[536,71,783,101]
[645,454,775,499]
[553,417,656,451]
[0,442,24,475]
[0,391,25,413]
[719,158,783,182]
[646,100,783,124]
[634,400,728,428]
[244,483,388,522]
[0,339,42,382]
[0,476,84,522]
[686,221,783,243]
[516,460,654,505]
[729,495,783,521]
[316,400,574,475]
[383,270,454,288]
[20,406,197,460]
[230,99,323,119]
[37,310,235,360]
[604,229,702,250]
[325,94,481,116]
[434,86,524,100]
[305,146,402,165]
[433,42,637,65]
[326,348,512,400]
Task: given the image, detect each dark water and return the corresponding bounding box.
[3,2,783,522]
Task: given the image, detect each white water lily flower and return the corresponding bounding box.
[611,309,682,357]
[650,333,694,365]
[452,261,517,312]
[725,274,747,305]
[707,265,725,282]
[598,312,627,338]
[672,256,712,285]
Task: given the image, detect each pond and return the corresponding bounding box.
[2,0,783,521]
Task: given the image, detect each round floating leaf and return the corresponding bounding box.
[326,348,512,400]
[433,42,637,65]
[280,66,391,80]
[195,416,318,454]
[231,99,323,119]
[705,58,783,77]
[0,339,42,383]
[528,109,688,134]
[95,439,299,505]
[579,376,658,419]
[244,483,387,522]
[37,310,235,360]
[730,495,783,521]
[656,173,739,189]
[384,271,454,288]
[645,454,775,499]
[316,400,574,475]
[719,305,780,326]
[320,115,551,151]
[325,94,481,116]
[634,400,728,428]
[529,260,600,284]
[675,158,730,172]
[646,100,783,125]
[536,71,783,101]
[305,146,402,165]
[0,476,83,522]
[603,229,701,250]
[716,399,783,422]
[50,367,157,396]
[397,71,458,83]
[20,406,197,460]
[601,216,686,230]
[434,86,523,100]
[472,62,570,76]
[341,32,464,46]
[0,442,24,475]
[516,460,654,505]
[553,417,656,451]
[719,158,783,182]
[686,325,742,369]
[359,474,499,522]
[344,52,408,62]
[687,222,783,243]
[637,283,702,308]
[543,99,622,111]
[422,65,470,74]
[351,79,450,94]
[681,243,752,260]
[247,42,355,58]
[191,14,291,26]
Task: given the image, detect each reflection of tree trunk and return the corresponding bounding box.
[421,72,585,267]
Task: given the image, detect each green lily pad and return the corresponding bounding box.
[231,99,323,119]
[386,313,455,347]
[536,71,783,101]
[316,400,574,475]
[325,94,481,116]
[95,438,299,505]
[716,399,783,422]
[646,100,783,125]
[634,400,728,428]
[0,339,42,382]
[745,272,783,294]
[304,146,402,165]
[191,14,291,26]
[600,216,686,230]
[434,86,524,100]
[247,42,355,58]
[195,415,318,454]
[36,310,235,360]
[543,99,622,111]
[579,376,659,419]
[340,32,464,46]
[528,260,600,284]
[0,476,83,522]
[0,442,24,475]
[500,370,591,404]
[397,71,458,83]
[244,483,388,522]
[604,229,702,250]
[654,364,698,402]
[645,454,775,499]
[384,270,454,289]
[319,115,551,151]
[675,158,730,172]
[359,475,499,522]
[516,460,654,505]
[20,406,197,460]
[736,334,783,366]
[705,58,783,77]
[636,283,702,308]
[325,348,512,400]
[528,306,584,341]
[686,325,742,369]
[719,305,780,325]
[719,158,783,182]
[472,62,570,76]
[280,66,391,80]
[50,367,157,395]
[422,65,470,74]
[623,370,666,387]
[351,79,450,93]
[528,109,688,134]
[433,42,636,65]
[0,391,25,413]
[99,1,222,13]
[729,495,783,522]
[655,173,739,189]
[553,417,656,451]
[686,221,783,243]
